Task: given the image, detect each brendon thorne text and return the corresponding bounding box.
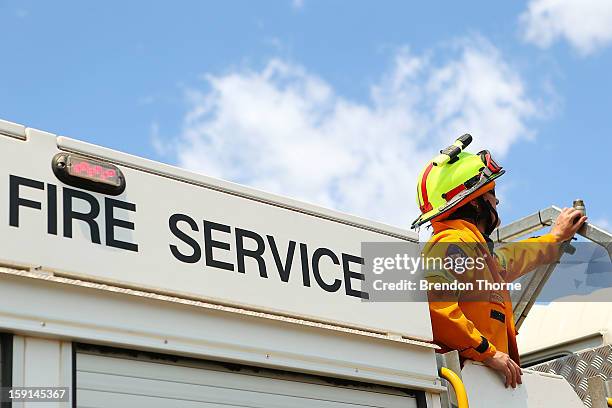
[372,279,522,292]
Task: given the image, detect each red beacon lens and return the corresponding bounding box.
[68,159,120,186]
[52,153,126,195]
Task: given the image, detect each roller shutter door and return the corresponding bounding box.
[76,346,420,408]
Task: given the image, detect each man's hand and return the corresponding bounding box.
[551,207,588,242]
[483,351,523,388]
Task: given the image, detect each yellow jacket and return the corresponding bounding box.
[424,219,561,364]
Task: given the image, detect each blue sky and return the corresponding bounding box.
[2,0,612,231]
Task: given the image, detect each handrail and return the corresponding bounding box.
[439,367,469,408]
[607,396,611,407]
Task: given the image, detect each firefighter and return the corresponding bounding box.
[411,135,587,388]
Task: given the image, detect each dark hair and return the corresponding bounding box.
[445,195,492,226]
[445,201,480,225]
[445,192,498,236]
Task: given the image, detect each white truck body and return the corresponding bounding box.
[462,362,584,408]
[1,120,430,340]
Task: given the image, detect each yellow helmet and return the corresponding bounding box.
[411,134,504,229]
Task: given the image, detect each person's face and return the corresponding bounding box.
[483,189,499,210]
[483,189,501,228]
[469,189,501,229]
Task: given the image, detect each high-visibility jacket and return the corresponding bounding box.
[424,219,561,364]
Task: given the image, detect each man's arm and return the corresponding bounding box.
[428,299,497,361]
[497,207,587,282]
[428,296,523,388]
[425,240,497,361]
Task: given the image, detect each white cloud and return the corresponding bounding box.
[291,0,304,10]
[166,37,538,229]
[520,0,612,55]
[151,121,175,157]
